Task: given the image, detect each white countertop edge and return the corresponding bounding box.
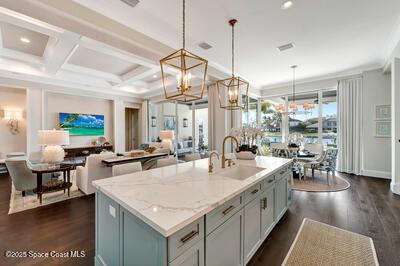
[94,158,293,237]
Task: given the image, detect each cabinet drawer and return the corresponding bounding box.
[263,174,275,189]
[168,217,204,262]
[244,182,262,205]
[276,166,289,180]
[205,193,243,235]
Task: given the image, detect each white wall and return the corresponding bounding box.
[46,92,114,148]
[362,69,392,178]
[0,87,27,158]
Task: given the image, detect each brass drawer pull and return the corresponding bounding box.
[260,197,268,210]
[180,230,199,244]
[222,205,235,215]
[280,170,285,175]
[251,188,259,194]
[267,179,274,183]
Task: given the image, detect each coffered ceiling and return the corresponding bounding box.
[0,2,214,98]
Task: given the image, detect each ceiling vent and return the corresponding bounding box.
[198,42,212,50]
[277,43,295,52]
[120,0,140,8]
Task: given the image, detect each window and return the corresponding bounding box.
[194,101,208,153]
[261,89,337,148]
[288,92,319,144]
[322,90,337,147]
[242,96,258,127]
[260,99,283,155]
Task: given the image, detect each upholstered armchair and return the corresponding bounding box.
[5,157,52,197]
[76,153,116,195]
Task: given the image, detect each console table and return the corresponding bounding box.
[102,153,169,168]
[64,145,113,158]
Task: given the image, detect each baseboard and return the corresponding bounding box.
[361,169,391,179]
[391,182,400,195]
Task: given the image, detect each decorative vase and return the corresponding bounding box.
[235,151,256,160]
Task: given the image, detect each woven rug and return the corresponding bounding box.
[293,171,350,192]
[8,171,84,214]
[282,219,379,266]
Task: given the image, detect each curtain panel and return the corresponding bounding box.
[337,78,362,175]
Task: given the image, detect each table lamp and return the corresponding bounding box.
[159,130,174,152]
[38,130,70,164]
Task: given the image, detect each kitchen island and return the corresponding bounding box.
[93,156,293,266]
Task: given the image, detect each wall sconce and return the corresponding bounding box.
[2,109,23,135]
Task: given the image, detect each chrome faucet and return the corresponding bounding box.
[221,135,240,169]
[208,151,220,173]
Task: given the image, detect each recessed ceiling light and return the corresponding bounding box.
[153,75,157,78]
[281,0,293,10]
[20,37,31,43]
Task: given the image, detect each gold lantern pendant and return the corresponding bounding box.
[160,0,208,102]
[217,19,249,110]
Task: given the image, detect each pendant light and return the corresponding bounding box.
[217,19,249,110]
[160,0,208,102]
[289,65,298,112]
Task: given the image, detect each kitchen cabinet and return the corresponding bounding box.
[275,175,287,221]
[244,193,262,263]
[206,209,244,266]
[261,185,275,240]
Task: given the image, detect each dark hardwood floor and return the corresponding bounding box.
[0,172,399,265]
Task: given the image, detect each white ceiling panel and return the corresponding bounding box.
[0,22,49,57]
[68,45,139,75]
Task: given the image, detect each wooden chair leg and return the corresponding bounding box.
[333,170,337,184]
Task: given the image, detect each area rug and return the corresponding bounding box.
[8,171,84,214]
[292,172,350,192]
[282,218,379,266]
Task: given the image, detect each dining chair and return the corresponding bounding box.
[184,153,201,162]
[112,162,142,176]
[270,143,289,158]
[157,156,178,168]
[303,148,338,185]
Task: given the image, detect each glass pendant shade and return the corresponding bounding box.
[217,19,249,110]
[160,0,208,102]
[160,48,208,102]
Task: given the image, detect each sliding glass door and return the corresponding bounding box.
[148,98,209,160]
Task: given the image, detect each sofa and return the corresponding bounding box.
[76,152,116,195]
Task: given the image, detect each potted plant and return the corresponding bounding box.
[230,126,263,160]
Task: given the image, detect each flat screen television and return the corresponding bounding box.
[59,112,104,136]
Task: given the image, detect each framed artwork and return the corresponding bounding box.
[375,105,391,120]
[375,121,391,138]
[163,115,176,131]
[151,116,157,127]
[183,118,188,128]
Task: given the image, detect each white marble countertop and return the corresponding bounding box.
[93,156,292,237]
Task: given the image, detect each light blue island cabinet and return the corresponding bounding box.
[94,159,292,266]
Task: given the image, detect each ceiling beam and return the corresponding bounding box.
[116,66,159,88]
[79,37,157,69]
[44,32,81,74]
[62,63,122,83]
[0,47,45,66]
[0,7,63,37]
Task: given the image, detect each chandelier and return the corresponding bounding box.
[160,0,208,102]
[217,19,249,110]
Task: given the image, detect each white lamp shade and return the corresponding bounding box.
[38,130,70,146]
[159,130,174,140]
